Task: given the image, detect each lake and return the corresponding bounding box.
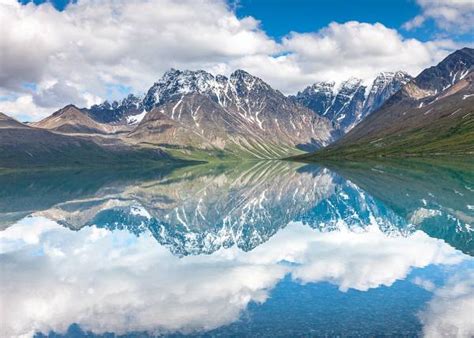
[1,159,473,337]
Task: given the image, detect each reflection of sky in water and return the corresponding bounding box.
[1,216,472,337]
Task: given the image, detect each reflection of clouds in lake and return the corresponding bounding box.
[419,270,474,337]
[0,217,288,337]
[0,216,59,251]
[0,218,468,337]
[249,222,464,292]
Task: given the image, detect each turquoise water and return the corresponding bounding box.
[1,160,473,337]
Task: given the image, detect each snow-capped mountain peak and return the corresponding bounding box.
[362,71,412,117]
[88,93,145,124]
[340,77,364,89]
[300,81,336,96]
[229,69,271,91]
[142,68,280,112]
[294,71,412,133]
[142,69,229,111]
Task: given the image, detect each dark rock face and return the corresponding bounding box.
[413,47,474,94]
[292,81,336,117]
[362,71,413,115]
[88,94,144,124]
[293,72,412,133]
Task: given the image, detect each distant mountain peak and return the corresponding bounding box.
[413,47,473,97]
[453,47,474,58]
[294,71,412,133]
[309,47,474,158]
[372,71,411,85]
[88,93,144,124]
[230,69,255,80]
[143,68,279,111]
[60,104,80,111]
[341,77,363,87]
[0,112,28,129]
[298,81,336,97]
[229,69,274,97]
[230,68,248,76]
[142,68,226,111]
[50,104,83,117]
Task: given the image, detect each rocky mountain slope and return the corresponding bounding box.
[298,47,474,159]
[293,71,412,133]
[32,104,124,134]
[88,94,146,124]
[0,112,170,168]
[129,69,335,158]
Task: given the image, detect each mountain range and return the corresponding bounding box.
[299,47,474,159]
[128,69,334,157]
[292,71,412,133]
[0,47,472,167]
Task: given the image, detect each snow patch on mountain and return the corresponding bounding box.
[126,110,147,125]
[143,69,229,111]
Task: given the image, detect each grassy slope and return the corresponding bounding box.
[307,110,473,159]
[295,86,474,160]
[138,138,305,163]
[0,127,199,170]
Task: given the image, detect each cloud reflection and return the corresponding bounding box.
[419,269,474,337]
[0,217,468,337]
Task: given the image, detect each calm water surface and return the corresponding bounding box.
[1,159,473,337]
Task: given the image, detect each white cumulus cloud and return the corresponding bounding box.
[404,0,474,33]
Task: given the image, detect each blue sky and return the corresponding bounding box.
[2,0,473,121]
[236,0,420,38]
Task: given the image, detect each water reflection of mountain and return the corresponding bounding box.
[0,164,189,228]
[1,159,472,256]
[324,158,474,255]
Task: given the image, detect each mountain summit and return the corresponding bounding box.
[293,71,412,133]
[129,69,335,158]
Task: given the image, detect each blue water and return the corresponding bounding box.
[1,159,473,337]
